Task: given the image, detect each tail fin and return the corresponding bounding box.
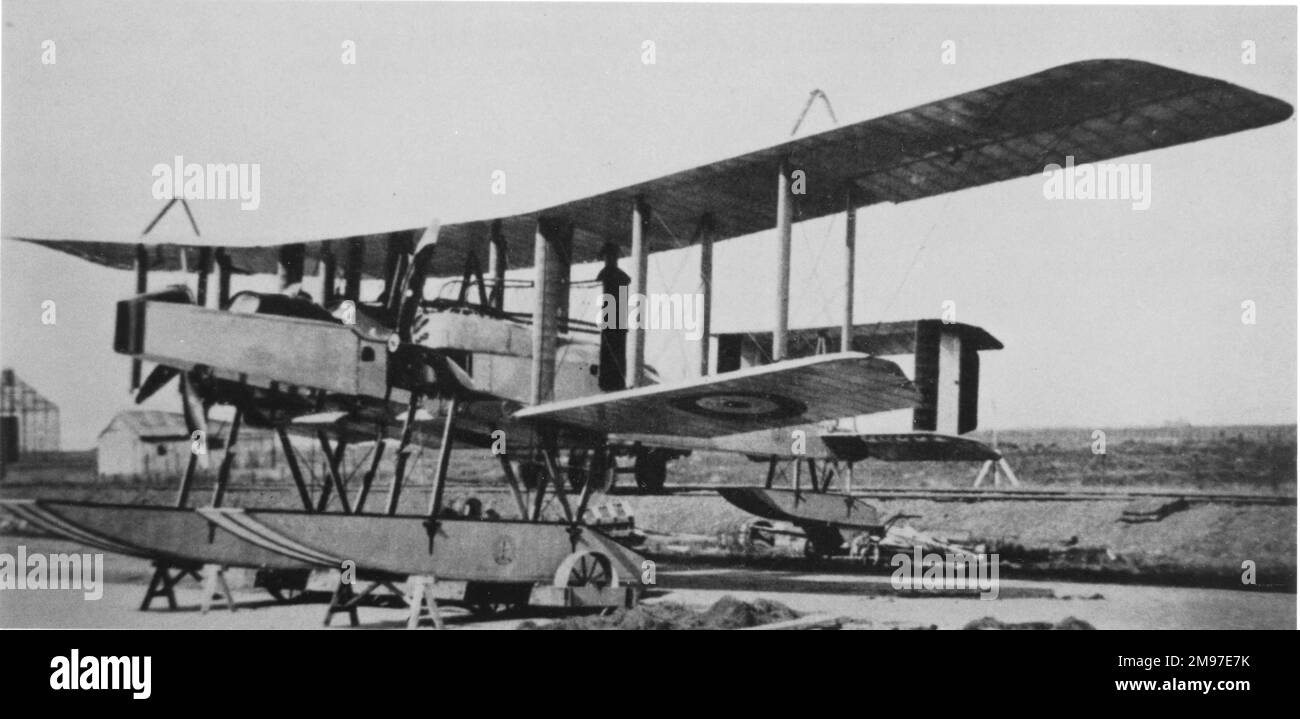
[910,321,995,434]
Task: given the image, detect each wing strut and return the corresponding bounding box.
[698,214,715,376]
[487,220,508,311]
[531,217,572,404]
[425,397,459,518]
[385,394,424,516]
[774,164,794,360]
[319,243,336,304]
[131,244,147,390]
[626,199,649,388]
[841,187,856,352]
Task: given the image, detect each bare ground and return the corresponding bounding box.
[0,538,1292,630]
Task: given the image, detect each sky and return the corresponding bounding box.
[1,1,1296,448]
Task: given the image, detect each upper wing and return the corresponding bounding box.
[514,352,918,438]
[13,60,1292,276]
[13,231,421,280]
[466,60,1292,264]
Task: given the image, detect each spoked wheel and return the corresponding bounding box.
[554,551,619,589]
[569,554,613,588]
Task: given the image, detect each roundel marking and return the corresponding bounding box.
[492,535,517,566]
[668,391,807,421]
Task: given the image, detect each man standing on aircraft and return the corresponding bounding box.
[596,242,630,391]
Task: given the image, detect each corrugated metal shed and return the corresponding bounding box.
[96,410,279,479]
[98,410,192,440]
[1,368,61,457]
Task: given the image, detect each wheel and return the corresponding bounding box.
[469,601,521,618]
[849,534,883,566]
[266,585,305,603]
[258,568,310,603]
[802,528,843,559]
[566,448,590,491]
[565,448,608,491]
[462,583,531,617]
[744,519,777,548]
[518,457,544,490]
[554,551,619,589]
[634,449,669,492]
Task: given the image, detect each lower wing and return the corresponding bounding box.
[609,430,1001,462]
[514,353,918,438]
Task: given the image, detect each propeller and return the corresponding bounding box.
[129,269,332,472]
[135,365,180,404]
[396,219,442,342]
[133,363,211,470]
[126,284,211,467]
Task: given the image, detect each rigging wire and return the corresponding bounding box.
[790,89,839,137]
[649,212,704,375]
[784,89,843,350]
[866,191,957,338]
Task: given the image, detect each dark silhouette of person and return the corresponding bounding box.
[595,243,630,391]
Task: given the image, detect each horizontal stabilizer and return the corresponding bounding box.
[715,488,883,530]
[820,433,1001,462]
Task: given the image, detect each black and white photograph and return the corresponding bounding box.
[0,0,1295,662]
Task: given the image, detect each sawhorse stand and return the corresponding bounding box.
[973,458,1021,488]
[200,564,237,614]
[323,574,409,627]
[404,575,445,630]
[140,562,236,613]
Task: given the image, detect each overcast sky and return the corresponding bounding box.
[1,1,1295,448]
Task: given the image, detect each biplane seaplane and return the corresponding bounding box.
[3,59,1291,620]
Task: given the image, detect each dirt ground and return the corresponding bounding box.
[5,427,1294,584]
[1,430,1294,628]
[4,482,1295,589]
